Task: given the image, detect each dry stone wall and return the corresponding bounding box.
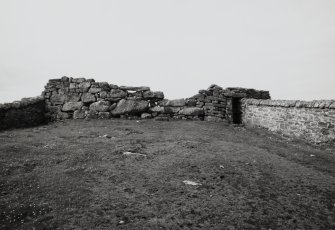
[0,96,47,130]
[242,99,335,143]
[43,77,270,122]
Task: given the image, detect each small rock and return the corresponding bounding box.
[183,180,201,186]
[123,151,147,157]
[141,113,152,119]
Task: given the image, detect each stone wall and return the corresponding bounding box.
[0,96,48,130]
[43,77,270,122]
[242,99,335,143]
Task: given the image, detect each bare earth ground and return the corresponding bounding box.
[0,119,334,230]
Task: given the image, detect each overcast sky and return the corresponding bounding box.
[0,0,334,103]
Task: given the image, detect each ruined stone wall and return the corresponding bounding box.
[43,77,270,122]
[242,99,335,143]
[0,97,48,130]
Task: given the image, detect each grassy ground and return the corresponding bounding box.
[0,119,334,229]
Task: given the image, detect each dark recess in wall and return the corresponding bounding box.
[232,97,242,124]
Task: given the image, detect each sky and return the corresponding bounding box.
[0,0,334,103]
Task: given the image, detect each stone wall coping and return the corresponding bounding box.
[242,99,335,109]
[0,96,44,110]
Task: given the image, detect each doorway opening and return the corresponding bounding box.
[232,97,242,124]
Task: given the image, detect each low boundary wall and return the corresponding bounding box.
[242,99,335,143]
[0,97,48,130]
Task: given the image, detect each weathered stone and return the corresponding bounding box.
[186,99,197,106]
[61,76,70,82]
[69,83,77,89]
[98,112,110,119]
[73,78,86,83]
[62,102,84,111]
[179,107,204,116]
[81,93,96,103]
[109,103,117,111]
[66,94,81,102]
[119,86,150,91]
[207,84,222,91]
[57,112,71,119]
[111,99,149,115]
[105,97,122,103]
[78,82,91,92]
[99,82,110,91]
[50,94,66,105]
[89,101,111,112]
[99,91,109,99]
[110,89,127,98]
[143,91,164,100]
[163,107,181,114]
[143,91,155,99]
[73,110,86,119]
[47,106,61,113]
[89,86,101,93]
[141,113,152,119]
[163,99,186,107]
[109,84,119,89]
[154,91,164,99]
[87,110,98,119]
[149,106,165,113]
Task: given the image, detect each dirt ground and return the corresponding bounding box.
[0,119,334,229]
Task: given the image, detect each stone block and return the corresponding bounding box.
[149,106,164,113]
[81,93,96,103]
[89,87,101,93]
[66,93,81,102]
[62,102,84,111]
[163,99,186,107]
[119,86,150,91]
[179,107,204,116]
[98,112,111,119]
[73,78,86,83]
[163,107,180,114]
[99,82,110,91]
[50,94,66,105]
[78,82,91,92]
[141,113,152,119]
[57,112,71,119]
[73,110,86,119]
[89,101,111,112]
[111,99,149,115]
[110,89,127,98]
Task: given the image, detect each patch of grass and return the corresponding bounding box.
[0,119,334,229]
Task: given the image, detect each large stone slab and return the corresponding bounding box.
[62,102,84,111]
[179,107,204,116]
[111,99,149,115]
[119,86,150,92]
[143,91,164,100]
[110,89,127,98]
[163,99,186,107]
[89,101,111,112]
